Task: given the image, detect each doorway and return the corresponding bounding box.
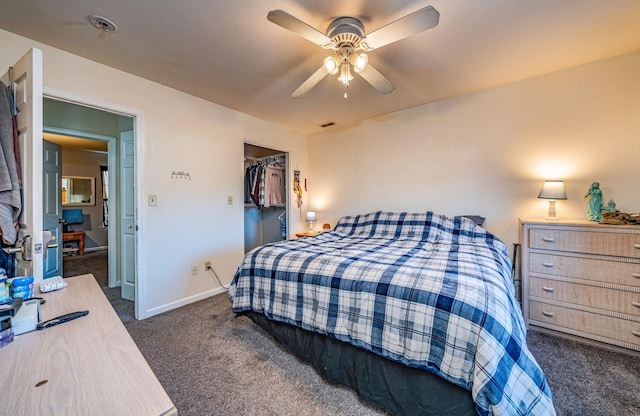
[244,143,288,252]
[1,49,143,318]
[42,96,136,308]
[43,133,109,280]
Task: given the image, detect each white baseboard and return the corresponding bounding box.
[141,287,228,319]
[84,246,108,253]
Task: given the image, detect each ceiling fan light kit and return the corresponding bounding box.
[267,6,439,98]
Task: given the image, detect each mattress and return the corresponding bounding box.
[229,211,555,415]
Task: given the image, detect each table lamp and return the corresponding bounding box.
[538,180,567,220]
[305,211,317,232]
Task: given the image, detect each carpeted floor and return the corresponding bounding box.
[527,330,640,416]
[125,293,387,416]
[63,250,135,323]
[124,293,640,416]
[63,250,109,286]
[64,251,640,415]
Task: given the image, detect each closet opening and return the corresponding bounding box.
[244,143,288,253]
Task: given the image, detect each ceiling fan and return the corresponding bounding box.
[267,6,439,98]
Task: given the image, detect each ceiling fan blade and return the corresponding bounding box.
[292,66,329,98]
[362,6,439,50]
[267,9,333,48]
[357,64,395,94]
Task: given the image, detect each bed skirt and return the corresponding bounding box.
[244,311,477,416]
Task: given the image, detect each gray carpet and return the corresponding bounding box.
[67,252,640,415]
[123,294,640,416]
[63,250,109,286]
[125,294,386,416]
[527,330,640,416]
[101,286,135,323]
[63,250,135,323]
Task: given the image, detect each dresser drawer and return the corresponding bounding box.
[530,277,640,316]
[529,252,640,287]
[530,301,640,349]
[529,228,640,258]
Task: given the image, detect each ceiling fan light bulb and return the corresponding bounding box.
[324,56,339,74]
[339,63,353,85]
[352,53,368,72]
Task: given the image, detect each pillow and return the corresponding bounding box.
[462,215,486,227]
[333,211,451,241]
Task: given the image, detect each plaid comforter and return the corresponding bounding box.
[229,212,555,415]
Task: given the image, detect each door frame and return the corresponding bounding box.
[43,126,116,283]
[43,87,145,319]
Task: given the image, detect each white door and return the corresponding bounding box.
[120,130,135,300]
[42,140,62,278]
[0,49,43,279]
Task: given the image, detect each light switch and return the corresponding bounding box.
[227,196,233,205]
[148,194,157,206]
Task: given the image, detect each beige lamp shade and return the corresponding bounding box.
[538,180,567,219]
[538,180,567,200]
[305,211,316,232]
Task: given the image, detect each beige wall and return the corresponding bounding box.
[2,26,638,318]
[61,148,108,250]
[307,51,640,248]
[0,29,308,318]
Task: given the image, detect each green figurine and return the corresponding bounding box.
[605,199,616,212]
[584,182,603,222]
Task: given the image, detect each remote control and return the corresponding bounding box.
[36,310,89,330]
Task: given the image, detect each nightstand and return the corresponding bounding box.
[295,231,320,238]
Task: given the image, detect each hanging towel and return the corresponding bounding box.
[0,82,21,244]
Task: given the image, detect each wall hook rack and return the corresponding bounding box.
[171,170,191,180]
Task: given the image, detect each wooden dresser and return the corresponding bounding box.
[520,219,640,352]
[0,274,177,415]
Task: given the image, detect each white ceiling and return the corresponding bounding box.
[43,133,108,152]
[1,0,640,135]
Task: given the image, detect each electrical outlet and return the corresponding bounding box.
[204,260,212,270]
[191,264,198,276]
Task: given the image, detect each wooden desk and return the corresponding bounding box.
[0,274,177,415]
[63,231,85,255]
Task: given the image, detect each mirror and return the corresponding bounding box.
[62,176,95,206]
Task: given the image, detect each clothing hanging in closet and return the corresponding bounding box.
[244,157,285,209]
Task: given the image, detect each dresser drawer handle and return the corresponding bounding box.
[633,273,640,279]
[542,310,554,318]
[635,244,640,249]
[542,286,555,293]
[542,262,554,268]
[542,237,555,243]
[633,330,640,338]
[632,302,640,308]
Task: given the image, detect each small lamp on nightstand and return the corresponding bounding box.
[538,180,567,220]
[305,211,317,233]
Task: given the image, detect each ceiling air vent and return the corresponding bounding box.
[88,15,118,32]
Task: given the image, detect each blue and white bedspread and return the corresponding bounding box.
[229,211,555,415]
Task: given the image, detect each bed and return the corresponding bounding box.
[228,211,555,415]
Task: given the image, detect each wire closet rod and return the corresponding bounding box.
[244,153,286,161]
